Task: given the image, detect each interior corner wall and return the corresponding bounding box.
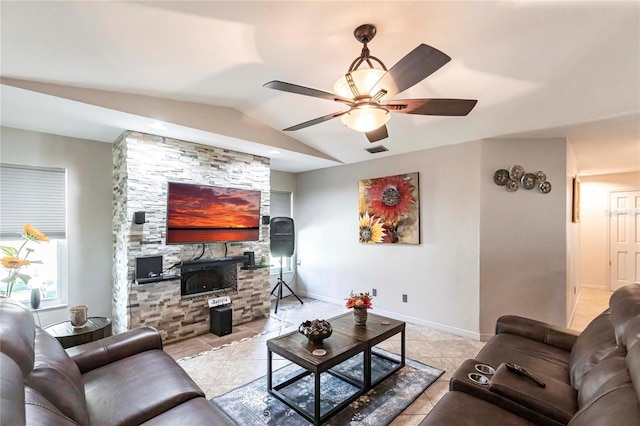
[0,126,113,326]
[579,172,640,289]
[479,138,568,337]
[295,142,482,338]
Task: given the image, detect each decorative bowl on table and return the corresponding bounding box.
[298,319,332,345]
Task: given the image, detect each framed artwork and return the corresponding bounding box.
[358,172,420,244]
[572,176,581,223]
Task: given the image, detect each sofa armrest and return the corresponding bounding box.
[495,315,579,352]
[489,363,578,424]
[67,326,162,374]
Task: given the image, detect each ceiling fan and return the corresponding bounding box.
[264,24,478,143]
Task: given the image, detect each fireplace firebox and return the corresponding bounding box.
[180,258,240,297]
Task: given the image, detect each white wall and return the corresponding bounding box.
[0,127,113,326]
[479,138,568,336]
[580,172,640,288]
[295,142,482,338]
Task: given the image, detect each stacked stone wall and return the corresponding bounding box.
[112,131,270,341]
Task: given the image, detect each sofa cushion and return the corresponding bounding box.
[610,283,640,345]
[577,354,630,408]
[569,310,620,388]
[569,384,640,426]
[140,397,235,426]
[83,349,205,426]
[24,328,89,426]
[0,299,35,377]
[1,353,25,426]
[475,333,571,382]
[420,391,537,426]
[25,386,78,426]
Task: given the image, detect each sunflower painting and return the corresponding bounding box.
[358,172,419,244]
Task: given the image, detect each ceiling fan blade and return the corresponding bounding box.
[264,81,353,105]
[370,44,451,99]
[283,111,348,131]
[387,98,478,116]
[365,125,389,143]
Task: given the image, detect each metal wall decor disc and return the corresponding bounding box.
[539,181,552,193]
[509,165,525,181]
[536,171,546,182]
[506,180,519,192]
[494,169,509,186]
[521,173,536,190]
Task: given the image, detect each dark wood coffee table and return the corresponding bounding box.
[267,312,405,425]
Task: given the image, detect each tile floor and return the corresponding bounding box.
[164,287,611,425]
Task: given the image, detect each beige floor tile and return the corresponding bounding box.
[390,414,428,425]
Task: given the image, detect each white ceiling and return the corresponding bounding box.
[1,1,638,174]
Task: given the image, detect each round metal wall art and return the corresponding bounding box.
[539,181,552,193]
[509,165,525,180]
[506,180,519,192]
[494,165,551,194]
[494,169,509,186]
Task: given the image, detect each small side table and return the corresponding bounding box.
[44,317,112,349]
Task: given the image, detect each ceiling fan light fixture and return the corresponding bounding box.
[341,105,390,133]
[333,68,386,99]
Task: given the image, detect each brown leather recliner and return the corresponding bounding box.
[0,298,234,425]
[422,283,640,425]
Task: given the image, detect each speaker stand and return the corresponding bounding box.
[270,257,304,314]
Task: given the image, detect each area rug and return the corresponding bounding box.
[212,349,443,425]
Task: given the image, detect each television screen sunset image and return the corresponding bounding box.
[166,182,261,244]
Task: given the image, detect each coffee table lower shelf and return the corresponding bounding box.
[269,363,366,424]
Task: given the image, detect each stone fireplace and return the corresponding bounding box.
[112,131,271,343]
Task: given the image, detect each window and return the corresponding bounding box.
[270,190,293,274]
[0,164,68,307]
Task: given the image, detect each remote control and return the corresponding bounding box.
[506,363,546,388]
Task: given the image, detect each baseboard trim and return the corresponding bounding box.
[581,284,608,290]
[299,290,483,341]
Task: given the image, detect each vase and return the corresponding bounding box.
[353,308,368,326]
[30,288,41,310]
[70,305,88,328]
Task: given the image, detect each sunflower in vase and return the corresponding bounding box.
[1,224,49,298]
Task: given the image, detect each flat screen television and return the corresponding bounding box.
[166,182,261,244]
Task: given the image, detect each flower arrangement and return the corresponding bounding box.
[345,291,373,310]
[1,224,49,298]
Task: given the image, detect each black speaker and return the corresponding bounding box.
[134,211,146,224]
[270,217,295,257]
[243,251,255,267]
[262,215,270,225]
[210,306,232,336]
[135,256,163,283]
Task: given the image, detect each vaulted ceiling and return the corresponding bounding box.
[1,1,638,174]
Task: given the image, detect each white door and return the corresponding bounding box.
[610,191,640,291]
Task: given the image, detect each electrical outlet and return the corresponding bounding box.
[297,259,302,266]
[372,288,377,297]
[402,294,408,303]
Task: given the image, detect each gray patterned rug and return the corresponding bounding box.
[211,349,443,425]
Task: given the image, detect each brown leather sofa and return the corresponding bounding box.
[421,283,640,425]
[0,298,234,425]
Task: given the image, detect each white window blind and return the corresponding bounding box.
[270,191,292,218]
[0,164,67,239]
